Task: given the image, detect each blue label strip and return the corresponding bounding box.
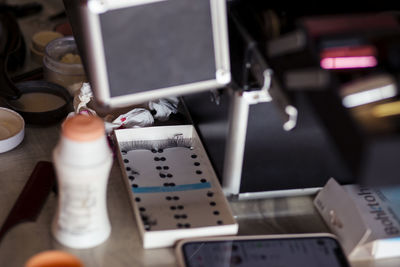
[132,182,211,194]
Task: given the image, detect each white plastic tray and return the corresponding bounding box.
[113,125,238,248]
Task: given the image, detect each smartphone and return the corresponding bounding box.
[175,234,350,267]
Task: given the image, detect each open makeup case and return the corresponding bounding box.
[184,2,400,197]
[63,0,400,247]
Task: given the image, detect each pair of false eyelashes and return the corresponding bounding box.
[119,137,194,153]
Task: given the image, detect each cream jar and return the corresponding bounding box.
[43,36,87,95]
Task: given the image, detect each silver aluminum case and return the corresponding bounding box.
[65,0,231,107]
[221,90,320,199]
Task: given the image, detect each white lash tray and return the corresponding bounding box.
[113,125,238,249]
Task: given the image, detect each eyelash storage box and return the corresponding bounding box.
[113,125,238,248]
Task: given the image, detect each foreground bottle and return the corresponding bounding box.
[52,115,112,249]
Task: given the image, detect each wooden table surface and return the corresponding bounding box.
[2,0,400,266]
[1,121,400,267]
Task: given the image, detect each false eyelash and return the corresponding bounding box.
[119,136,194,152]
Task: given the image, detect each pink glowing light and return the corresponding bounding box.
[320,56,377,69]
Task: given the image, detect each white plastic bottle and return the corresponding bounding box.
[52,115,112,249]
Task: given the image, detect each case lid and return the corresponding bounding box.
[64,0,231,107]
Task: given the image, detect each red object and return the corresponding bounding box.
[54,22,73,36]
[302,13,399,38]
[320,45,378,69]
[320,45,376,58]
[320,56,377,69]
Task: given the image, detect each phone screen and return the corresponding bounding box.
[181,236,350,267]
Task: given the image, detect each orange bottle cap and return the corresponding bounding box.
[25,250,83,267]
[62,115,105,142]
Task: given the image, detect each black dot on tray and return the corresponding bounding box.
[184,223,191,228]
[177,223,183,228]
[154,157,160,161]
[196,170,202,175]
[174,214,181,219]
[166,196,172,201]
[181,214,187,219]
[160,173,166,178]
[173,196,180,200]
[167,174,173,178]
[160,157,166,161]
[151,149,157,153]
[213,211,220,215]
[200,179,207,183]
[156,166,162,170]
[132,184,138,188]
[194,162,200,166]
[163,166,169,170]
[139,207,146,212]
[121,150,127,155]
[170,206,176,210]
[177,205,184,210]
[164,183,169,187]
[158,149,164,153]
[135,197,141,202]
[126,167,131,171]
[217,220,223,225]
[207,191,214,197]
[124,159,129,163]
[210,201,216,206]
[128,175,135,180]
[191,154,197,159]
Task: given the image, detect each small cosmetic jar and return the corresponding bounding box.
[43,36,87,95]
[7,81,72,125]
[24,250,83,267]
[0,107,24,153]
[30,30,63,64]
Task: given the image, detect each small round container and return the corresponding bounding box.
[25,250,83,267]
[0,107,24,153]
[30,31,63,64]
[7,81,72,125]
[43,36,87,95]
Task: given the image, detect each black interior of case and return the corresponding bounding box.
[183,91,354,194]
[99,0,216,97]
[183,1,400,194]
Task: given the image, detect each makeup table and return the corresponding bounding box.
[0,120,400,267]
[2,0,400,266]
